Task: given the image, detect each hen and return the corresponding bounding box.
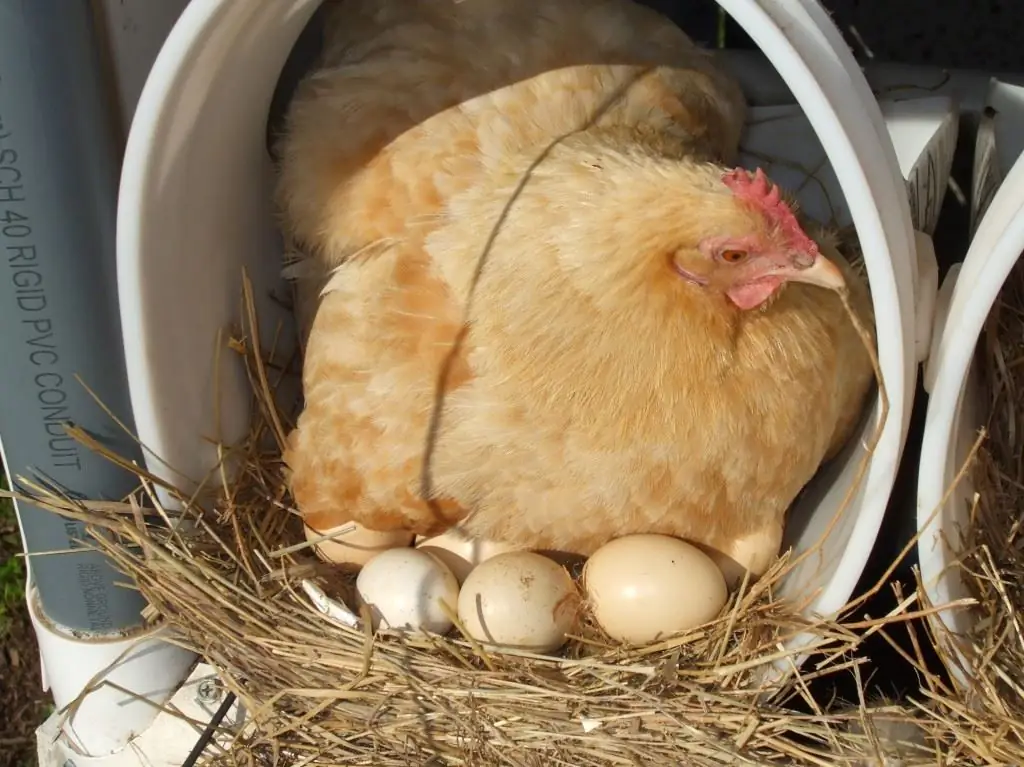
[276,0,875,585]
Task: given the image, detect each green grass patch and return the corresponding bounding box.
[0,471,26,638]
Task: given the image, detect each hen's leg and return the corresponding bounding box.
[701,521,784,590]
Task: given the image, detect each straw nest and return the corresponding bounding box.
[9,254,1022,766]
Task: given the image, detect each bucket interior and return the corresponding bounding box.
[117,0,917,636]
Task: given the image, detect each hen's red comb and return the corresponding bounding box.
[722,167,818,256]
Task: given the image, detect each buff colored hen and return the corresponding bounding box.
[275,0,875,585]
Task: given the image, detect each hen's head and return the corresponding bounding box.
[532,140,846,313]
[669,166,845,310]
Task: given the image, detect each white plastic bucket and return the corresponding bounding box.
[917,80,1024,688]
[118,0,919,672]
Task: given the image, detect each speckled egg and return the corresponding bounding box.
[457,551,579,653]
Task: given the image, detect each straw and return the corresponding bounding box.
[2,261,961,766]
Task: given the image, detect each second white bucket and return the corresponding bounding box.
[917,80,1024,689]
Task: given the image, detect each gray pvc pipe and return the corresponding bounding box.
[0,0,147,632]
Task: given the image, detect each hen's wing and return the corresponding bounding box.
[284,248,471,535]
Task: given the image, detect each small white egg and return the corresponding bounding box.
[304,520,413,567]
[457,551,579,653]
[415,528,520,583]
[356,548,460,634]
[583,534,728,645]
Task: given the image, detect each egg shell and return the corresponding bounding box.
[355,548,460,634]
[304,521,414,567]
[415,528,521,583]
[583,534,728,645]
[457,551,579,653]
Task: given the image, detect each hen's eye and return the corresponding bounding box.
[719,249,748,264]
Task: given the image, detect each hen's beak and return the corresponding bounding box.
[777,254,846,292]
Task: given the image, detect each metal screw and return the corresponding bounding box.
[63,760,77,767]
[195,678,223,705]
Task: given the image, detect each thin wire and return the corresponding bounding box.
[181,691,237,767]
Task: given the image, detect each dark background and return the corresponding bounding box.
[669,0,1024,71]
[823,0,1023,71]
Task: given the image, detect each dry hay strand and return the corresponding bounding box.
[910,250,1024,764]
[3,272,942,767]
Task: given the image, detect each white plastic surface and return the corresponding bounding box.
[913,230,940,364]
[917,88,1024,687]
[118,0,917,680]
[923,264,962,396]
[986,80,1024,179]
[117,0,312,501]
[971,104,1003,238]
[36,663,244,767]
[27,584,197,756]
[881,98,959,237]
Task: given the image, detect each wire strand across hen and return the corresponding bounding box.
[274,0,876,587]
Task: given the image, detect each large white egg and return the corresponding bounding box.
[355,548,460,634]
[457,551,579,653]
[583,534,728,645]
[304,520,413,567]
[415,528,520,584]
